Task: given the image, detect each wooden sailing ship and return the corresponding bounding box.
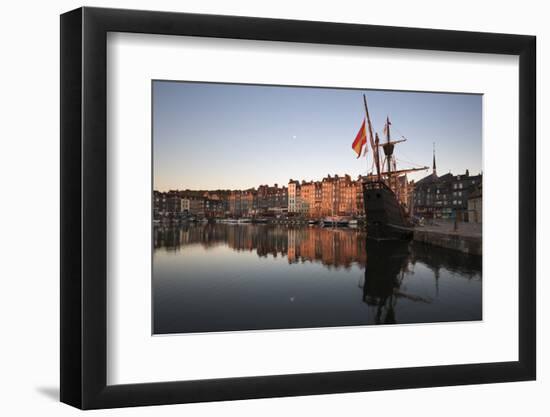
[359,95,429,240]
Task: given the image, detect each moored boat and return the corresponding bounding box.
[322,216,350,227]
[355,95,429,240]
[363,181,413,240]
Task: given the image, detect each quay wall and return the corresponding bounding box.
[413,229,482,256]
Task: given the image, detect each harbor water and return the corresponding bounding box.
[153,223,482,334]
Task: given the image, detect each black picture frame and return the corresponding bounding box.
[60,6,536,410]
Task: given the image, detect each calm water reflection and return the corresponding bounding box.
[153,224,482,334]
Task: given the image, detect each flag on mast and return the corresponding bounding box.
[351,119,367,158]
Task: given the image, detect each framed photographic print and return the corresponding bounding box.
[60,6,536,409]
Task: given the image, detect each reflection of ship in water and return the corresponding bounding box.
[359,239,481,324]
[361,240,410,324]
[154,224,481,326]
[155,223,481,275]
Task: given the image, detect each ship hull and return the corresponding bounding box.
[362,181,413,241]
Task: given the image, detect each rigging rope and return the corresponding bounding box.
[395,157,427,169]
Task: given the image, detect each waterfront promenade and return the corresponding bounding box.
[413,219,482,255]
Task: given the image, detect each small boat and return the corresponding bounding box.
[237,218,252,223]
[322,216,350,227]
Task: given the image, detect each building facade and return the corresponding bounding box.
[288,180,299,213]
[257,184,288,216]
[154,174,367,221]
[413,170,482,221]
[468,186,482,223]
[228,189,256,216]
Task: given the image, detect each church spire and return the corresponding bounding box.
[432,142,437,176]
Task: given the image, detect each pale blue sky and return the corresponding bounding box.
[153,81,482,191]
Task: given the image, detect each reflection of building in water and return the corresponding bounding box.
[154,224,482,326]
[154,224,367,268]
[154,224,482,279]
[287,227,367,268]
[409,240,481,283]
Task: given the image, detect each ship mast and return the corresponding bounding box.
[385,116,392,175]
[363,95,380,181]
[380,115,397,192]
[362,96,429,186]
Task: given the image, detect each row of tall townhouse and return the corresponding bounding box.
[228,189,256,216]
[154,174,368,219]
[154,190,227,218]
[228,184,289,216]
[412,169,482,221]
[289,174,364,218]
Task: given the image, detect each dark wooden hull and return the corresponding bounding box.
[363,181,413,241]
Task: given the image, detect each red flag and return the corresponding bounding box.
[352,119,367,158]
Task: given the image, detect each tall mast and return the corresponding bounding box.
[363,95,380,181]
[385,116,392,175]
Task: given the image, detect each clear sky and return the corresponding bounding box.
[153,81,482,191]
